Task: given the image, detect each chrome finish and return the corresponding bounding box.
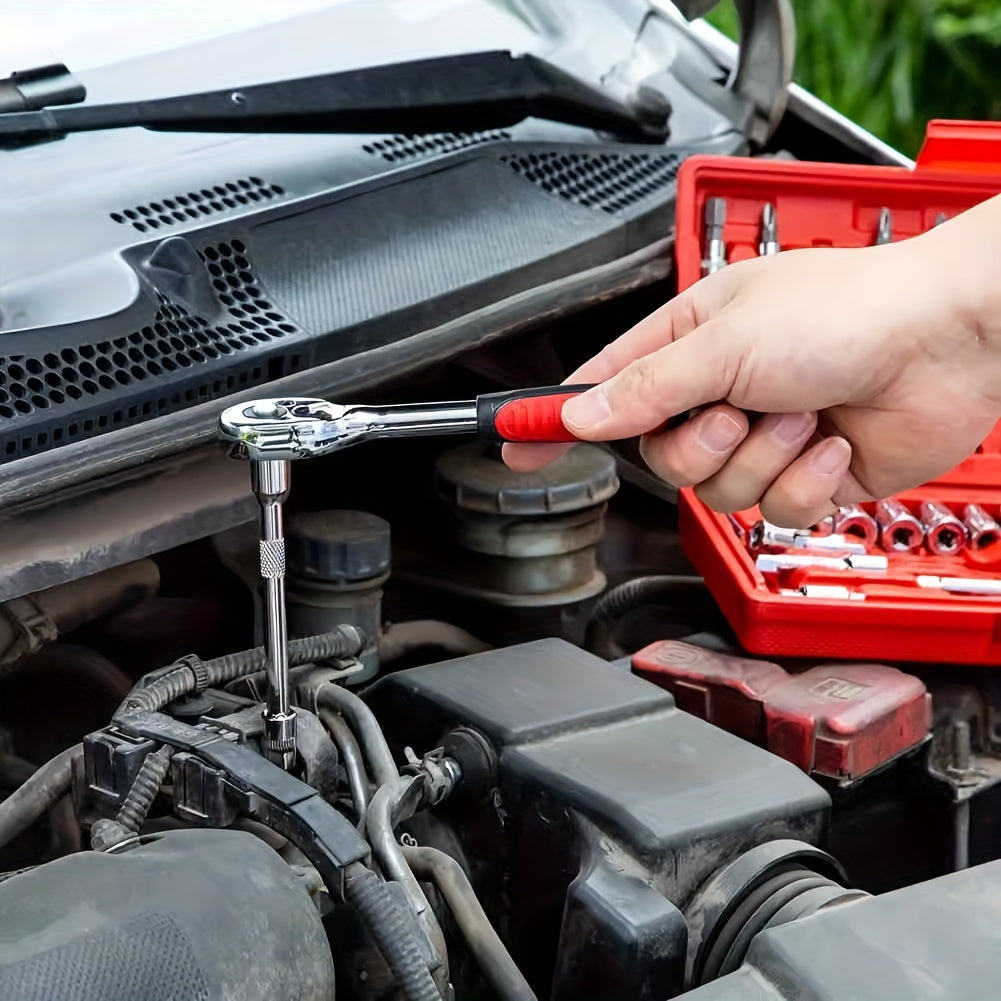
[702,197,728,275]
[750,519,865,554]
[779,584,865,601]
[757,553,852,572]
[921,501,967,556]
[963,504,1001,550]
[875,207,893,245]
[795,534,867,554]
[757,552,887,573]
[250,458,296,768]
[917,575,1001,596]
[875,498,925,553]
[832,505,879,548]
[849,554,889,571]
[758,202,780,255]
[219,397,478,461]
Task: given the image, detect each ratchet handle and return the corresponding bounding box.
[476,385,593,443]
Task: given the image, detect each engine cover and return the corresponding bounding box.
[366,639,830,999]
[681,861,1001,1000]
[0,829,334,1001]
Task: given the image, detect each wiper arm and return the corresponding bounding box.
[0,50,669,148]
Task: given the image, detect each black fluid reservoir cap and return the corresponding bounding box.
[286,510,391,583]
[434,442,619,516]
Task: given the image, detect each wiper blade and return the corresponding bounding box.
[0,50,669,148]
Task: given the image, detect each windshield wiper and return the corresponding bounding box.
[0,50,669,149]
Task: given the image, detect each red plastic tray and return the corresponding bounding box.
[675,121,1001,665]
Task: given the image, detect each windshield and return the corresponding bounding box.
[0,0,347,72]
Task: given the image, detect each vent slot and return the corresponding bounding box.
[363,130,512,163]
[110,178,285,233]
[502,151,680,213]
[0,238,303,461]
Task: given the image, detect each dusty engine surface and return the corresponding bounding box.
[1,360,1000,1001]
[0,829,334,1001]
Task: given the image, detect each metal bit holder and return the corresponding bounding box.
[701,197,727,276]
[963,504,1001,550]
[749,519,866,555]
[875,498,925,553]
[832,505,879,548]
[251,457,297,768]
[921,500,967,557]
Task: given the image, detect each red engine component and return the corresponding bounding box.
[632,640,931,782]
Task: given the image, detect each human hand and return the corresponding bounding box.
[504,210,1001,527]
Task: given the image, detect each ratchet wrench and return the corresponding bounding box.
[221,384,598,767]
[219,385,594,461]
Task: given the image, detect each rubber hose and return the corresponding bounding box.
[366,777,448,978]
[403,844,536,1001]
[343,862,443,1001]
[0,754,38,789]
[379,620,491,665]
[584,575,705,657]
[315,684,397,788]
[117,626,367,717]
[318,708,370,824]
[0,743,80,852]
[115,744,173,832]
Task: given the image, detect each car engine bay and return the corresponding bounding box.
[3,1,1001,999]
[2,337,1001,1001]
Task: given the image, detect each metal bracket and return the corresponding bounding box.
[671,0,795,146]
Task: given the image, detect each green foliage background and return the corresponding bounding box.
[707,1,1001,156]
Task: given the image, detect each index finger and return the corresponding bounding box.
[567,284,707,385]
[503,280,719,472]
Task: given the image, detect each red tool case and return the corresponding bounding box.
[674,121,1001,665]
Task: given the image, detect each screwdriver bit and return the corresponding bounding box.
[701,197,727,275]
[758,203,780,255]
[875,207,893,245]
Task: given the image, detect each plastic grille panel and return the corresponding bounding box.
[251,158,614,336]
[502,150,681,212]
[0,238,305,461]
[0,912,209,1001]
[110,177,284,233]
[362,130,512,162]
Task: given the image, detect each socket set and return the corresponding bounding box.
[674,122,1001,665]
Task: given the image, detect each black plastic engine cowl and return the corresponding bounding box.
[366,638,831,999]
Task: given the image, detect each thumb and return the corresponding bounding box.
[561,321,737,440]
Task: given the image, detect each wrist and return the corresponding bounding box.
[913,195,1001,403]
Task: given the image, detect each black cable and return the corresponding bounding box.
[343,862,443,1001]
[115,744,174,832]
[0,744,80,852]
[584,575,707,658]
[116,626,366,717]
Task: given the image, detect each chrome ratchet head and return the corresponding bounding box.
[218,397,355,461]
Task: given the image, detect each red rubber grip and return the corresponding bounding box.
[492,392,582,442]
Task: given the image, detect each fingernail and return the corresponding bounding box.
[698,412,745,454]
[768,412,813,445]
[809,437,850,474]
[562,387,610,430]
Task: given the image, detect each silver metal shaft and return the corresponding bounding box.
[758,203,780,255]
[251,458,296,768]
[338,401,478,443]
[701,197,727,275]
[875,207,893,245]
